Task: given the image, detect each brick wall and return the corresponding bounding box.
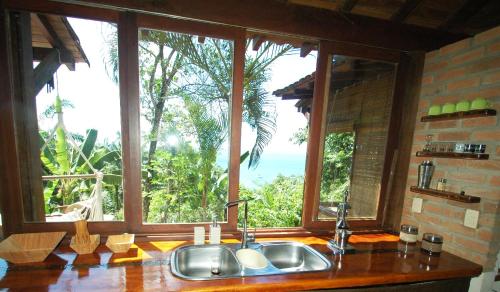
[401,26,500,270]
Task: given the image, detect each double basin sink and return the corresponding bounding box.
[170,241,332,280]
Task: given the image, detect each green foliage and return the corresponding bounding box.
[146,146,228,223]
[239,175,304,228]
[320,132,355,203]
[291,127,355,203]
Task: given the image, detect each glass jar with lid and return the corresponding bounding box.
[399,224,418,244]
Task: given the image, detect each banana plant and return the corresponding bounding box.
[40,96,122,212]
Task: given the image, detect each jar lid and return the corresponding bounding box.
[401,224,418,234]
[423,233,443,243]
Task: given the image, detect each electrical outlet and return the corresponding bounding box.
[412,197,423,213]
[464,209,479,229]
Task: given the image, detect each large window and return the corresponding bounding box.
[239,41,316,228]
[15,12,123,222]
[138,28,233,224]
[3,5,403,234]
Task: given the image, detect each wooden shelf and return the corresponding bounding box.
[421,109,496,122]
[410,186,480,203]
[416,151,489,160]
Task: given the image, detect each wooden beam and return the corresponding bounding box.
[33,48,61,95]
[338,0,358,13]
[300,42,314,57]
[294,88,314,95]
[439,0,490,32]
[118,12,142,233]
[56,0,468,51]
[0,7,25,235]
[11,12,46,223]
[34,14,75,70]
[32,47,73,63]
[390,0,423,23]
[252,35,265,51]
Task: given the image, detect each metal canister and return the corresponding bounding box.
[417,160,434,189]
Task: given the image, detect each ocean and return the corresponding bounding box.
[217,152,307,188]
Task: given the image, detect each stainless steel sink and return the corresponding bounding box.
[260,242,330,272]
[170,241,331,280]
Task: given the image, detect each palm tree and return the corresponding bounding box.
[104,28,293,221]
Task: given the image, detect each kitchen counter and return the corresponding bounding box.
[0,234,482,291]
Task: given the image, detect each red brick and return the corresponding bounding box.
[490,176,500,187]
[487,42,500,54]
[420,213,442,225]
[407,167,417,176]
[428,120,458,129]
[418,100,430,110]
[439,38,470,56]
[451,48,484,65]
[471,130,500,141]
[435,67,467,82]
[467,160,500,171]
[443,221,476,237]
[421,84,443,96]
[437,131,470,141]
[448,172,486,184]
[464,188,500,201]
[421,75,434,85]
[482,71,500,85]
[426,50,439,61]
[453,236,490,254]
[447,77,480,91]
[462,116,497,127]
[481,201,499,214]
[437,159,466,168]
[478,229,493,242]
[423,61,448,74]
[466,57,500,75]
[414,123,426,131]
[474,26,500,45]
[463,87,500,99]
[478,214,496,228]
[432,95,459,104]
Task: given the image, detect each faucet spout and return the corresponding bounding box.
[328,190,355,254]
[225,199,253,249]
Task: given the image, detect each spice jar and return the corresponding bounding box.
[421,233,443,255]
[437,178,447,191]
[399,224,418,244]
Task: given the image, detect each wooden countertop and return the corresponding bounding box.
[0,234,482,291]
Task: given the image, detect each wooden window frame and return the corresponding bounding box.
[0,0,411,237]
[302,41,405,231]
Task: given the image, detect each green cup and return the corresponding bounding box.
[455,100,470,112]
[471,98,490,110]
[442,102,456,114]
[428,105,441,115]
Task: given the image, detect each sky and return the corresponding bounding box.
[35,17,318,185]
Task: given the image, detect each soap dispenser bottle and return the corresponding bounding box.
[209,215,221,244]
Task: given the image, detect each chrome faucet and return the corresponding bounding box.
[225,199,254,249]
[328,190,355,254]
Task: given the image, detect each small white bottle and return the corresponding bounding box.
[194,226,205,245]
[209,215,221,244]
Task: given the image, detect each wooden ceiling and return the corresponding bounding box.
[31,13,89,67]
[285,0,500,35]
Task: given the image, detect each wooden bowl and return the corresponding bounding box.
[0,232,66,264]
[70,234,100,255]
[106,233,135,253]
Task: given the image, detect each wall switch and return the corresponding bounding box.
[412,197,423,213]
[464,209,479,229]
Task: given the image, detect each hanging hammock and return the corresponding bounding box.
[41,96,104,221]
